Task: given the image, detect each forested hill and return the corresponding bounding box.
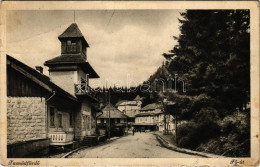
[147,10,250,157]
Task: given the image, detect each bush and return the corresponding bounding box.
[177,121,199,149]
[196,111,250,157]
[177,107,221,149]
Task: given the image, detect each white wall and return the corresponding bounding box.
[49,71,76,95]
[135,116,154,124]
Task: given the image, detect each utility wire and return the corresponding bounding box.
[97,10,116,44]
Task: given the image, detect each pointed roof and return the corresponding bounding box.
[58,23,89,47]
[134,95,143,101]
[98,104,128,119]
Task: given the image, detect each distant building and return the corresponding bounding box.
[134,103,161,131]
[117,95,143,126]
[134,103,175,133]
[97,104,128,137]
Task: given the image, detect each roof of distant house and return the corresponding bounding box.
[116,95,143,107]
[133,123,157,126]
[98,104,128,119]
[115,100,128,107]
[135,112,156,116]
[133,95,143,101]
[58,23,89,47]
[135,110,163,117]
[140,103,162,111]
[119,101,137,106]
[7,55,78,102]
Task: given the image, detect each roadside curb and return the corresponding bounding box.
[61,136,122,158]
[154,133,224,158]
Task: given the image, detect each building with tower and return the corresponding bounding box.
[44,23,100,143]
[7,22,101,157]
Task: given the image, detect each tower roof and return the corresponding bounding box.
[44,58,99,78]
[58,23,89,47]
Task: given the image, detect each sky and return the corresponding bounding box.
[6,10,182,87]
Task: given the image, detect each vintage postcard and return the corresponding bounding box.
[0,1,259,166]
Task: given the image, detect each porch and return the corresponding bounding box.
[48,131,74,146]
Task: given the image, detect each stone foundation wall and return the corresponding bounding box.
[7,139,49,158]
[7,97,46,145]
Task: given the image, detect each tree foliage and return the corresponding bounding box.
[165,10,250,113]
[160,10,250,156]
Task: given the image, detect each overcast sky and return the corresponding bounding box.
[7,10,181,87]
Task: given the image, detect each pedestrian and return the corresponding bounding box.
[132,128,135,136]
[125,128,128,136]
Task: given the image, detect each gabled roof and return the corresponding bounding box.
[7,55,78,102]
[58,23,89,47]
[140,103,162,111]
[98,104,127,119]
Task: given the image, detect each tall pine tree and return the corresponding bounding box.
[160,10,250,156]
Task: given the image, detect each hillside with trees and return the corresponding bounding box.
[148,10,250,157]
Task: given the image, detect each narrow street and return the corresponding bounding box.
[68,133,201,158]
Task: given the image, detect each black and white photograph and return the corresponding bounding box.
[1,1,259,166]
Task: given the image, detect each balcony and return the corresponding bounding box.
[74,83,98,102]
[48,131,74,146]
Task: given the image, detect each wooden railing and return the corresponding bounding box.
[48,131,74,146]
[74,83,97,98]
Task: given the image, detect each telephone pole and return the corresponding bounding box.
[175,110,177,144]
[108,87,111,139]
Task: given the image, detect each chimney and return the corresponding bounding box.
[35,66,43,73]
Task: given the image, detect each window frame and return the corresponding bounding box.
[69,112,73,127]
[117,118,120,123]
[50,107,55,128]
[66,40,77,52]
[58,113,62,128]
